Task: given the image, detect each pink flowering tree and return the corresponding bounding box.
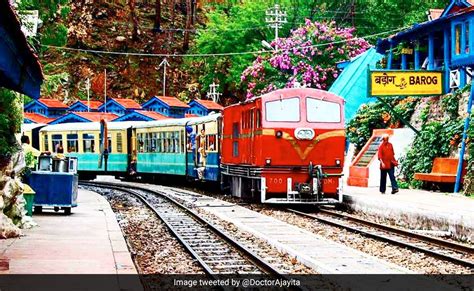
[241,20,370,98]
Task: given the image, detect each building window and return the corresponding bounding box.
[455,23,462,55]
[466,21,470,54]
[83,134,95,153]
[67,134,78,152]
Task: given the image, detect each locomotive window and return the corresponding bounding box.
[306,98,341,123]
[232,122,239,138]
[117,133,123,153]
[265,97,300,122]
[250,109,254,129]
[256,110,261,128]
[83,134,95,153]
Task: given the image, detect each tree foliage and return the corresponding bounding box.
[241,20,370,98]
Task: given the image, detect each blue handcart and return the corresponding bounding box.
[27,156,78,215]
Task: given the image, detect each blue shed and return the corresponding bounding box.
[141,96,190,118]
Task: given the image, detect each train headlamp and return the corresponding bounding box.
[275,130,283,138]
[265,158,271,165]
[335,159,341,166]
[295,128,315,140]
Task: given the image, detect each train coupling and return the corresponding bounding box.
[295,182,312,195]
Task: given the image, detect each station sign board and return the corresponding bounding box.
[369,70,443,96]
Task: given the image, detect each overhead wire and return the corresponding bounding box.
[42,26,408,58]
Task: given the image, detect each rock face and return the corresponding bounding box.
[0,150,35,239]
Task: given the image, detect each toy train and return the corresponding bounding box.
[25,88,345,204]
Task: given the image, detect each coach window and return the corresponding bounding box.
[117,133,123,153]
[44,134,49,152]
[180,130,185,153]
[52,134,62,153]
[108,134,112,153]
[265,97,300,122]
[306,98,341,123]
[83,134,95,153]
[158,132,163,152]
[67,134,78,152]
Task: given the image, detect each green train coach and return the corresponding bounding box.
[37,114,222,182]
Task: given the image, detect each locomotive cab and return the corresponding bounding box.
[221,88,345,204]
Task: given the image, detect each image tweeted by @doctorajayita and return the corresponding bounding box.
[0,0,472,290]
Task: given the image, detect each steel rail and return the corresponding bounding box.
[287,208,474,270]
[80,181,282,276]
[319,208,474,255]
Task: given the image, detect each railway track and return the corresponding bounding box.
[80,181,281,276]
[287,208,474,270]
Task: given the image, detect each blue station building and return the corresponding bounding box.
[68,100,103,112]
[141,96,190,118]
[98,98,142,116]
[24,98,69,118]
[376,0,474,93]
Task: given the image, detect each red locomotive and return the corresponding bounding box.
[221,88,345,204]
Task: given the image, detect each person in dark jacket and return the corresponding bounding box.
[378,134,399,194]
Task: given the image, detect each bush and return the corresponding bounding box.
[0,89,22,158]
[41,23,68,47]
[400,118,464,187]
[346,97,418,152]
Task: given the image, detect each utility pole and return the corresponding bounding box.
[158,58,170,96]
[104,69,107,113]
[265,4,287,41]
[206,82,222,103]
[86,77,90,112]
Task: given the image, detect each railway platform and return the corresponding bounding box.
[343,186,474,241]
[0,189,138,276]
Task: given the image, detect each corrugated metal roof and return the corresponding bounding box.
[38,98,68,108]
[40,121,147,132]
[156,96,190,108]
[24,112,55,124]
[329,48,383,123]
[193,99,224,110]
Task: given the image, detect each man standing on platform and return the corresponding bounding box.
[378,134,399,194]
